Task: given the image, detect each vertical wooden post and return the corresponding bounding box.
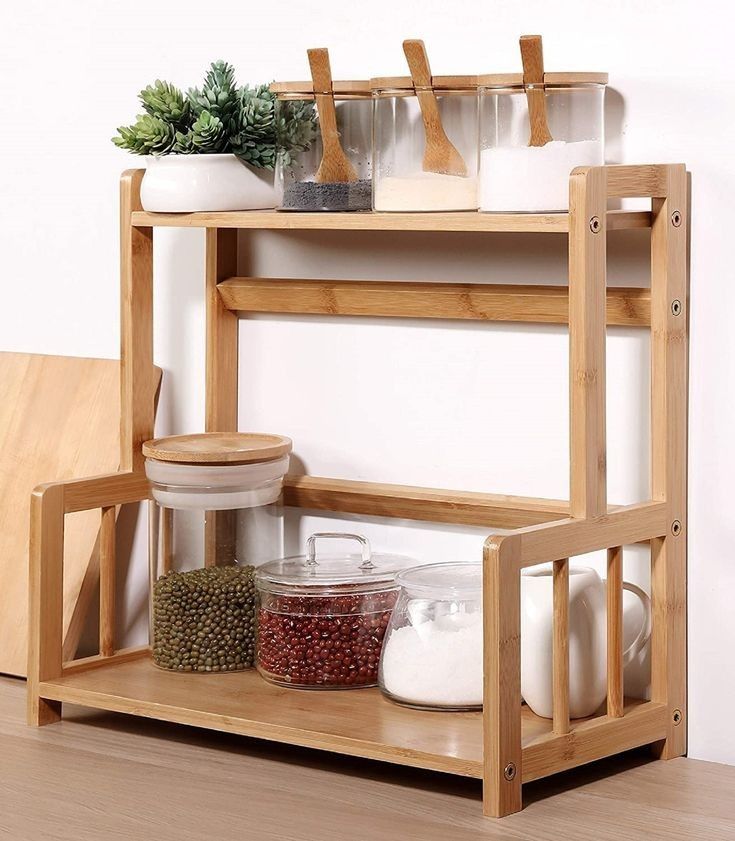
[162,507,174,574]
[120,170,154,473]
[552,558,570,734]
[483,534,522,817]
[205,228,239,566]
[650,165,688,758]
[99,506,116,657]
[607,545,624,717]
[27,484,65,725]
[569,166,608,519]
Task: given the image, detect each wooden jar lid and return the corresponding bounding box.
[477,72,608,87]
[370,74,479,91]
[142,432,293,465]
[270,80,371,98]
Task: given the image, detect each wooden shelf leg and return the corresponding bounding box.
[483,534,522,817]
[27,484,65,726]
[205,228,239,566]
[650,166,688,759]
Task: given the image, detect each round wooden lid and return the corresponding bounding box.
[477,71,608,87]
[142,432,292,464]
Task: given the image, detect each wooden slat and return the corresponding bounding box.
[218,278,651,327]
[522,700,668,782]
[120,170,154,473]
[162,508,174,574]
[483,534,522,816]
[604,164,671,199]
[569,166,608,518]
[283,475,569,528]
[99,507,115,658]
[27,483,65,725]
[650,165,688,759]
[61,472,150,513]
[62,646,149,677]
[552,558,570,735]
[516,501,668,567]
[130,208,652,233]
[607,546,624,717]
[205,228,239,567]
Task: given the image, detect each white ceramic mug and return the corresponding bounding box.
[520,566,651,719]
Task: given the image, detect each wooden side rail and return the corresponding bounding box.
[482,500,671,817]
[218,278,651,327]
[27,472,151,725]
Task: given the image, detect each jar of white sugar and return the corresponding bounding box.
[371,75,479,212]
[478,73,607,212]
[378,561,483,710]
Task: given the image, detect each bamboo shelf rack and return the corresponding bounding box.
[27,163,688,818]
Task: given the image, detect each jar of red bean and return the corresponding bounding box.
[255,533,416,689]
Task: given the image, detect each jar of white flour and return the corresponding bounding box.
[478,72,607,212]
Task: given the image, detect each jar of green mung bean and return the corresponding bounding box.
[143,432,292,673]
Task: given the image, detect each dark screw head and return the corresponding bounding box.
[671,299,682,316]
[673,709,683,725]
[589,216,601,233]
[671,211,682,227]
[672,520,682,536]
[504,762,517,781]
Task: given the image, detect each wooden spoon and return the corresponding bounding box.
[520,35,553,147]
[307,48,358,183]
[402,39,467,177]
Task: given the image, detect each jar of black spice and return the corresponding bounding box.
[272,60,372,212]
[255,533,415,688]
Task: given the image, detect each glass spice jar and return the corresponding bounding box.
[255,533,416,689]
[478,72,607,212]
[272,80,372,212]
[144,432,292,673]
[371,74,479,211]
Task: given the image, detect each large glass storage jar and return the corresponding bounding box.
[372,75,479,212]
[144,432,292,673]
[379,562,482,710]
[479,73,607,212]
[272,80,372,211]
[255,533,415,689]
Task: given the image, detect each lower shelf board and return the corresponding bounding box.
[38,655,667,781]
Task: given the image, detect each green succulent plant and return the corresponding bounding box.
[112,60,317,169]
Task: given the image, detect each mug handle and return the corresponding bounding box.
[621,581,652,667]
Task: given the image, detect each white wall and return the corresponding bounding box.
[2,0,733,764]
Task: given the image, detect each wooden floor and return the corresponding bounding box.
[1,676,734,840]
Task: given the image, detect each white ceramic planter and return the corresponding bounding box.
[520,566,652,719]
[140,153,278,212]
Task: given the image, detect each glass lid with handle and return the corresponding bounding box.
[256,532,417,594]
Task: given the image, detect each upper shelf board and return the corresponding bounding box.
[131,209,651,233]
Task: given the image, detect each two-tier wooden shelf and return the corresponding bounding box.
[27,164,688,817]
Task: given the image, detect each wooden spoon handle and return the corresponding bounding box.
[520,34,553,147]
[403,40,448,142]
[307,48,340,152]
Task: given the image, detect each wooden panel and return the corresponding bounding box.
[522,700,668,782]
[605,164,671,199]
[516,502,668,567]
[650,165,688,759]
[0,353,122,678]
[130,208,652,233]
[483,534,522,817]
[607,546,624,717]
[553,558,570,735]
[120,170,154,473]
[569,166,608,518]
[218,278,651,327]
[283,474,569,528]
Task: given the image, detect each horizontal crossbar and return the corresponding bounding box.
[283,475,569,528]
[219,278,651,327]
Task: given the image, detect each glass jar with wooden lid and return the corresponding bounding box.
[478,37,607,212]
[272,51,372,212]
[143,432,291,673]
[371,41,479,212]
